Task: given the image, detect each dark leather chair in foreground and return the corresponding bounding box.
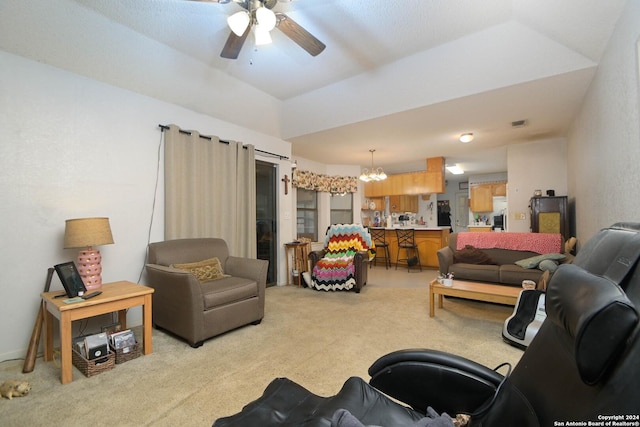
[213,223,640,426]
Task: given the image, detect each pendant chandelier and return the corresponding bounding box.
[359,149,387,182]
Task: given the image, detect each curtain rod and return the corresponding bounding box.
[158,124,289,160]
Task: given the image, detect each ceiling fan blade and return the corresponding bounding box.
[276,13,326,56]
[220,25,250,59]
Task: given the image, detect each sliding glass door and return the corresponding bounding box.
[256,161,277,285]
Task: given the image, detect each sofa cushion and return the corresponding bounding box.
[201,276,258,310]
[499,265,545,285]
[172,257,230,282]
[449,264,500,283]
[539,259,560,273]
[453,245,495,265]
[483,249,541,266]
[515,253,566,269]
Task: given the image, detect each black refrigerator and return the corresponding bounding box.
[530,196,570,243]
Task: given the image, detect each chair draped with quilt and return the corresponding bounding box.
[307,224,375,293]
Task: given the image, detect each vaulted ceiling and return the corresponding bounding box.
[0,0,628,176]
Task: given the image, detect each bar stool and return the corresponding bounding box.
[395,228,422,272]
[370,227,391,269]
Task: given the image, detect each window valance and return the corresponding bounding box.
[293,170,359,194]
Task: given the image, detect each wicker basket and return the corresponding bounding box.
[111,341,141,364]
[72,348,115,377]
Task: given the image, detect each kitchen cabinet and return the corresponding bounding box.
[389,195,418,213]
[363,157,445,197]
[469,182,507,212]
[492,182,507,196]
[470,185,493,212]
[362,197,385,211]
[530,196,570,242]
[384,228,449,268]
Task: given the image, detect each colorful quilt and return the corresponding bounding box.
[310,224,375,291]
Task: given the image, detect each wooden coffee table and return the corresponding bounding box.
[429,279,521,317]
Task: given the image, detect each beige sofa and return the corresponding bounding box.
[145,238,268,347]
[437,232,565,286]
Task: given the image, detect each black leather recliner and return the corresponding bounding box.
[213,223,640,427]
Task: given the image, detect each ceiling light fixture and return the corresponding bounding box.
[220,0,325,59]
[254,24,272,45]
[359,149,387,182]
[459,133,474,143]
[446,165,464,175]
[255,6,276,31]
[228,6,277,46]
[227,10,251,37]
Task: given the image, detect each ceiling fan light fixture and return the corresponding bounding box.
[228,10,250,37]
[256,7,277,31]
[254,24,272,45]
[459,133,474,143]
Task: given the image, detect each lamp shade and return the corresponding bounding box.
[254,25,273,45]
[64,217,114,249]
[227,10,250,37]
[256,7,276,31]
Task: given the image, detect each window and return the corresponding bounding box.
[330,193,353,225]
[296,188,317,241]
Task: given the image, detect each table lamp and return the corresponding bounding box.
[64,217,114,290]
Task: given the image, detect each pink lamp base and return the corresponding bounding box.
[77,248,103,291]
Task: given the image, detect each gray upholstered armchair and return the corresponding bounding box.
[145,238,268,348]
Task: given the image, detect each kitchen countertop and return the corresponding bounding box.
[372,226,450,268]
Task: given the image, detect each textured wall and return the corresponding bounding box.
[0,51,292,359]
[506,138,568,233]
[567,0,640,242]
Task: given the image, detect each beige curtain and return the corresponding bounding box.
[164,124,256,257]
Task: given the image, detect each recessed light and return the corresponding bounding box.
[459,133,474,143]
[446,165,464,175]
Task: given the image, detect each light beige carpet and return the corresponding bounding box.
[1,275,523,426]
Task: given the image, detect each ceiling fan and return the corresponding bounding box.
[191,0,326,60]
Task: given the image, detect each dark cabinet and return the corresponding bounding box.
[530,196,570,243]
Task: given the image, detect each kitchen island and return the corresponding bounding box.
[376,227,450,268]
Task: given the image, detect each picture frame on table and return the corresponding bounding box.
[54,261,87,297]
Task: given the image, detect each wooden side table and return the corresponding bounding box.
[42,281,154,384]
[284,242,310,286]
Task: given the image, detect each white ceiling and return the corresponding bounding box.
[0,0,628,177]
